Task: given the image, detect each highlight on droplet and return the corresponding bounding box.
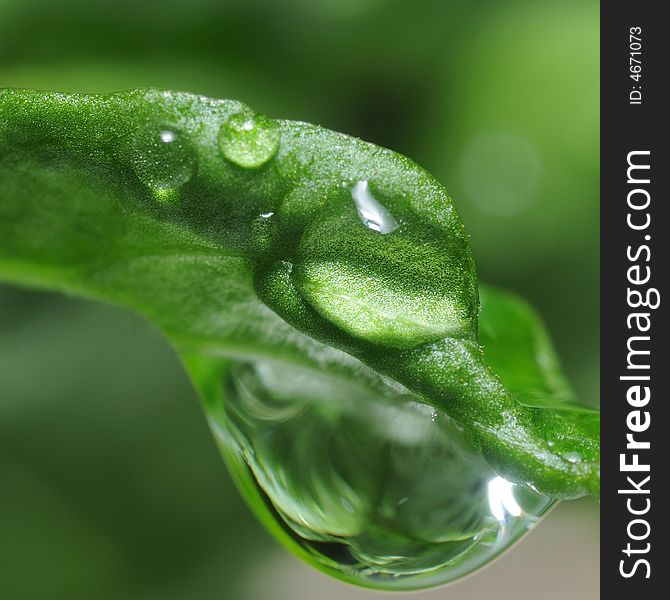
[350,180,399,234]
[131,124,195,200]
[218,111,280,169]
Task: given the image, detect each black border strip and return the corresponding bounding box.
[601,3,668,596]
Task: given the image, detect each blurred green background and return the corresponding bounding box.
[0,0,599,598]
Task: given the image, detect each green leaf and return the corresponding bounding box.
[477,286,599,497]
[479,286,580,409]
[0,88,598,500]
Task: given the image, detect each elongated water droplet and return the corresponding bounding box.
[218,111,280,168]
[351,180,399,234]
[131,124,195,198]
[202,359,555,591]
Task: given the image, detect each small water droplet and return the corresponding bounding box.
[350,180,399,234]
[218,111,280,168]
[160,130,176,143]
[260,211,275,219]
[563,452,582,464]
[131,125,195,198]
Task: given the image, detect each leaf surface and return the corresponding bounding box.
[0,88,599,498]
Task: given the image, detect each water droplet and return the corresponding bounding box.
[350,180,399,234]
[563,452,582,464]
[132,124,195,198]
[203,360,555,590]
[218,111,280,168]
[260,211,274,219]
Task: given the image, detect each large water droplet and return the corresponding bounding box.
[218,111,280,168]
[131,125,195,198]
[350,180,399,234]
[204,360,555,591]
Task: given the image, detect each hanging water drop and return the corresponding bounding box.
[218,111,280,168]
[131,124,195,198]
[203,359,555,591]
[351,180,399,234]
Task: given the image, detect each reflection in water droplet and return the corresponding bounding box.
[487,476,522,522]
[202,360,555,591]
[218,111,280,168]
[131,125,195,199]
[350,180,399,234]
[260,211,275,219]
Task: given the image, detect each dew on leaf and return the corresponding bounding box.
[218,111,280,168]
[563,452,582,464]
[131,124,195,199]
[350,180,399,234]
